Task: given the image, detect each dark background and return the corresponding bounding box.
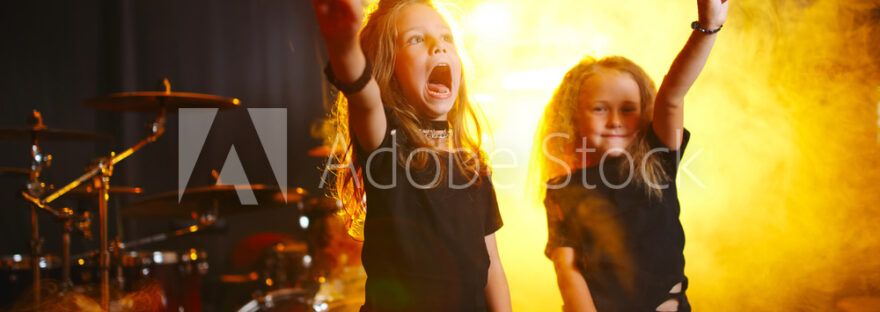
[1,0,331,309]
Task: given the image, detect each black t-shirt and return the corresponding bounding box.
[354,108,503,312]
[544,125,691,311]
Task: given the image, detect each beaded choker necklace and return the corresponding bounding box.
[421,120,451,139]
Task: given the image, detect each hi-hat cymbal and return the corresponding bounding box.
[83,91,240,112]
[0,126,111,142]
[121,184,308,219]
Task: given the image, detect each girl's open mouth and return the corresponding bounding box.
[426,63,452,99]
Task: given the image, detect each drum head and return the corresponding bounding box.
[237,288,315,312]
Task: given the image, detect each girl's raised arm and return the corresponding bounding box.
[312,0,387,152]
[653,0,729,149]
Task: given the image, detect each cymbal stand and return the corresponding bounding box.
[25,110,51,307]
[34,106,166,311]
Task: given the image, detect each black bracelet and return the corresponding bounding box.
[691,21,722,34]
[324,58,373,95]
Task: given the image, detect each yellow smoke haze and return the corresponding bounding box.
[361,0,880,310]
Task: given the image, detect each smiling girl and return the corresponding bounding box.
[311,0,511,311]
[532,0,730,310]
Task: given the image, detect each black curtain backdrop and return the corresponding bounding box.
[1,1,330,309]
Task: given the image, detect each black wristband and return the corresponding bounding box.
[324,58,373,95]
[691,21,722,34]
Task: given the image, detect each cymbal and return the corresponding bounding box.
[0,126,111,141]
[66,185,144,200]
[307,196,342,213]
[0,167,30,177]
[83,91,241,112]
[307,145,343,158]
[121,184,308,219]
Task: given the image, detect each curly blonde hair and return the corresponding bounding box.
[529,55,669,201]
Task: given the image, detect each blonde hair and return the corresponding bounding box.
[529,55,669,201]
[326,0,490,239]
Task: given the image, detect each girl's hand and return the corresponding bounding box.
[312,0,364,54]
[697,0,729,31]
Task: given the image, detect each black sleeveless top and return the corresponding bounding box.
[354,108,503,312]
[544,125,691,311]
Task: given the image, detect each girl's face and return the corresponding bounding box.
[576,68,643,162]
[394,3,462,121]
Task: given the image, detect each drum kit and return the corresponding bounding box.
[0,80,364,312]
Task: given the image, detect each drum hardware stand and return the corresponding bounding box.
[27,106,166,311]
[25,110,52,308]
[20,194,92,290]
[64,209,93,288]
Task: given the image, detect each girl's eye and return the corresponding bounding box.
[591,106,606,113]
[622,106,637,113]
[407,36,424,45]
[442,34,454,43]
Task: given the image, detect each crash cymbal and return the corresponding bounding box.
[0,126,111,141]
[121,185,308,219]
[83,91,241,112]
